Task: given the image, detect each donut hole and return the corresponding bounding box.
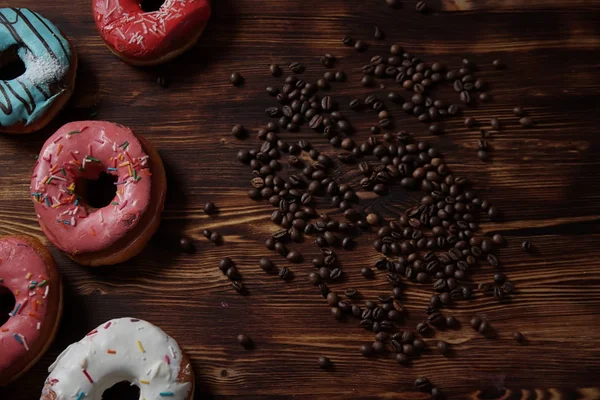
[140,0,166,12]
[0,286,16,326]
[0,45,26,81]
[76,172,118,209]
[102,381,140,400]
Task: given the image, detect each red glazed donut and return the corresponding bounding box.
[30,121,167,266]
[0,235,62,386]
[93,0,211,65]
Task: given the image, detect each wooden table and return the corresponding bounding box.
[1,0,599,398]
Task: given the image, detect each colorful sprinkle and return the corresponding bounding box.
[25,272,32,279]
[165,355,170,364]
[67,130,82,135]
[56,144,63,156]
[38,280,48,287]
[120,141,129,150]
[107,349,116,354]
[86,156,100,163]
[86,330,98,336]
[137,340,145,353]
[76,392,85,400]
[82,369,94,383]
[140,380,150,385]
[159,393,174,397]
[12,334,22,344]
[104,321,112,329]
[36,322,41,330]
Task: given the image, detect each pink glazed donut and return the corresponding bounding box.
[30,121,167,266]
[93,0,211,65]
[0,235,62,386]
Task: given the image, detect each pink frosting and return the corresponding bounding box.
[0,237,53,374]
[93,0,211,61]
[31,121,152,255]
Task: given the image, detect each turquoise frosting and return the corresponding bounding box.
[0,8,72,128]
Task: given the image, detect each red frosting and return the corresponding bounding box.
[0,237,54,374]
[93,0,211,61]
[31,121,152,255]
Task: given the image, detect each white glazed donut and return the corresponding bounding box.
[40,318,194,400]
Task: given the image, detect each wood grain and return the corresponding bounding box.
[1,0,599,399]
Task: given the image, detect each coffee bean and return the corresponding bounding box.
[479,320,490,334]
[470,316,482,330]
[437,341,449,355]
[513,332,525,343]
[513,106,525,117]
[203,201,217,215]
[219,257,234,273]
[431,388,443,399]
[287,250,302,263]
[396,353,409,365]
[429,123,443,135]
[226,266,240,280]
[362,75,375,87]
[520,117,534,128]
[522,240,532,251]
[386,0,400,8]
[334,71,347,82]
[490,118,501,130]
[415,1,428,13]
[465,117,477,128]
[460,90,471,104]
[179,237,194,253]
[269,64,281,77]
[361,267,374,278]
[289,62,304,74]
[237,334,252,348]
[354,40,367,52]
[492,59,503,69]
[446,315,459,329]
[232,281,246,295]
[210,231,222,244]
[230,72,243,86]
[477,150,489,161]
[318,356,332,369]
[415,377,431,391]
[231,124,246,139]
[374,25,385,40]
[360,344,374,357]
[278,267,291,280]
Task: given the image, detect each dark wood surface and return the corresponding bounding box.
[1,0,600,398]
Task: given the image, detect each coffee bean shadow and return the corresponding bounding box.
[140,0,240,85]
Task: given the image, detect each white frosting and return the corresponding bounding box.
[41,318,192,400]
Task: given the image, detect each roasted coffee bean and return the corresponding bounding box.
[237,334,252,348]
[386,0,400,8]
[460,90,471,104]
[354,40,367,52]
[289,62,304,74]
[437,341,449,355]
[520,117,534,128]
[362,75,375,87]
[287,250,302,263]
[513,332,525,343]
[490,118,501,130]
[331,307,342,320]
[179,237,194,253]
[415,377,431,391]
[470,316,482,330]
[415,1,428,13]
[210,231,222,244]
[330,268,342,280]
[230,72,243,86]
[446,315,459,329]
[479,320,490,334]
[487,254,499,267]
[361,267,374,278]
[360,344,374,356]
[492,59,503,69]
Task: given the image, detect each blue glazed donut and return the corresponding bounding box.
[0,8,76,134]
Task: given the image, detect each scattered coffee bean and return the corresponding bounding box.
[366,213,380,225]
[513,106,525,117]
[237,334,252,348]
[287,250,302,263]
[465,117,477,128]
[230,72,243,86]
[513,332,525,343]
[415,377,431,391]
[279,267,291,280]
[259,257,274,272]
[354,40,367,52]
[360,344,374,357]
[269,64,281,76]
[492,59,503,69]
[318,356,332,369]
[490,118,501,130]
[470,316,482,330]
[437,341,449,355]
[231,124,246,139]
[385,0,400,8]
[361,267,374,278]
[219,257,233,273]
[396,353,409,365]
[415,1,428,13]
[179,237,194,253]
[520,117,534,128]
[232,281,246,294]
[374,25,384,40]
[204,202,217,215]
[210,231,222,244]
[289,62,304,74]
[522,240,532,251]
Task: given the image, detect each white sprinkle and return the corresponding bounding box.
[43,286,49,299]
[71,217,76,227]
[20,334,29,351]
[81,358,87,369]
[169,346,176,359]
[99,211,104,224]
[37,322,41,330]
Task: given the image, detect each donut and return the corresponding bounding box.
[30,121,167,266]
[0,8,77,134]
[41,318,194,400]
[93,0,211,66]
[0,235,62,386]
